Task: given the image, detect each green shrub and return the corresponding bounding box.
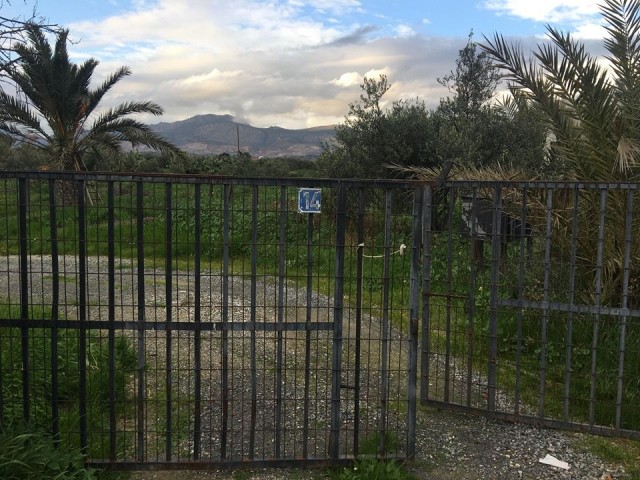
[0,425,96,480]
[331,459,414,480]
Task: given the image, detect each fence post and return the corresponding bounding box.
[274,185,287,459]
[135,180,146,462]
[379,189,392,455]
[107,181,116,461]
[48,179,60,446]
[18,177,30,424]
[487,186,502,412]
[248,185,257,460]
[164,182,173,461]
[589,189,607,425]
[221,183,231,459]
[563,187,579,422]
[353,189,365,457]
[193,184,202,460]
[407,185,423,459]
[420,186,433,402]
[77,178,88,453]
[330,184,346,459]
[616,188,634,428]
[539,188,554,419]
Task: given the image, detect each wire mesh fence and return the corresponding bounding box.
[3,172,640,472]
[421,181,640,440]
[0,172,421,469]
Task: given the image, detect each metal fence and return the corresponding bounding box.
[0,172,421,470]
[421,181,640,440]
[2,172,640,472]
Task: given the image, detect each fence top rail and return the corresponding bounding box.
[443,180,640,190]
[2,170,640,190]
[0,170,426,189]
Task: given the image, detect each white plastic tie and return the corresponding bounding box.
[359,243,407,259]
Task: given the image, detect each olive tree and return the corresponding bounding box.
[316,75,433,178]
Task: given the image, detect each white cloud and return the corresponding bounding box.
[572,21,606,40]
[483,0,605,39]
[332,72,361,87]
[64,0,463,129]
[364,68,388,79]
[292,0,363,15]
[395,24,415,38]
[483,0,600,22]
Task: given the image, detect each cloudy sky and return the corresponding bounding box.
[4,0,608,129]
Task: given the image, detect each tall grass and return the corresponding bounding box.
[0,302,137,459]
[0,426,97,479]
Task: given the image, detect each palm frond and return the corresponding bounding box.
[0,91,49,142]
[91,101,164,128]
[84,117,183,158]
[602,0,640,84]
[84,66,131,117]
[389,161,534,182]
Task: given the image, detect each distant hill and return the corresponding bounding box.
[151,114,336,157]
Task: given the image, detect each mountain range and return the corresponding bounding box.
[150,114,336,158]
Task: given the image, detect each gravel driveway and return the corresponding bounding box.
[0,255,632,479]
[126,410,629,480]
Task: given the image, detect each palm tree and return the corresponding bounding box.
[480,0,640,305]
[481,0,640,182]
[0,24,182,171]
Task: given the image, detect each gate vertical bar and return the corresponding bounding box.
[303,201,315,458]
[539,188,554,419]
[420,186,433,401]
[407,185,423,459]
[514,189,528,414]
[379,189,393,455]
[330,184,346,459]
[563,187,579,421]
[444,187,455,403]
[220,183,231,459]
[249,186,258,459]
[18,177,30,423]
[275,185,287,459]
[193,184,202,460]
[487,186,502,411]
[164,182,173,460]
[589,188,607,424]
[48,180,60,445]
[616,188,633,428]
[77,179,88,452]
[466,189,478,407]
[107,181,116,460]
[136,181,146,462]
[352,189,365,456]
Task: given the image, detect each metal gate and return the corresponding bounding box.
[5,172,637,471]
[0,172,421,470]
[421,181,640,440]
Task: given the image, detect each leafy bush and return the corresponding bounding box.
[331,459,414,480]
[0,426,96,480]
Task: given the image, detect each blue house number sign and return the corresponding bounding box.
[298,188,321,214]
